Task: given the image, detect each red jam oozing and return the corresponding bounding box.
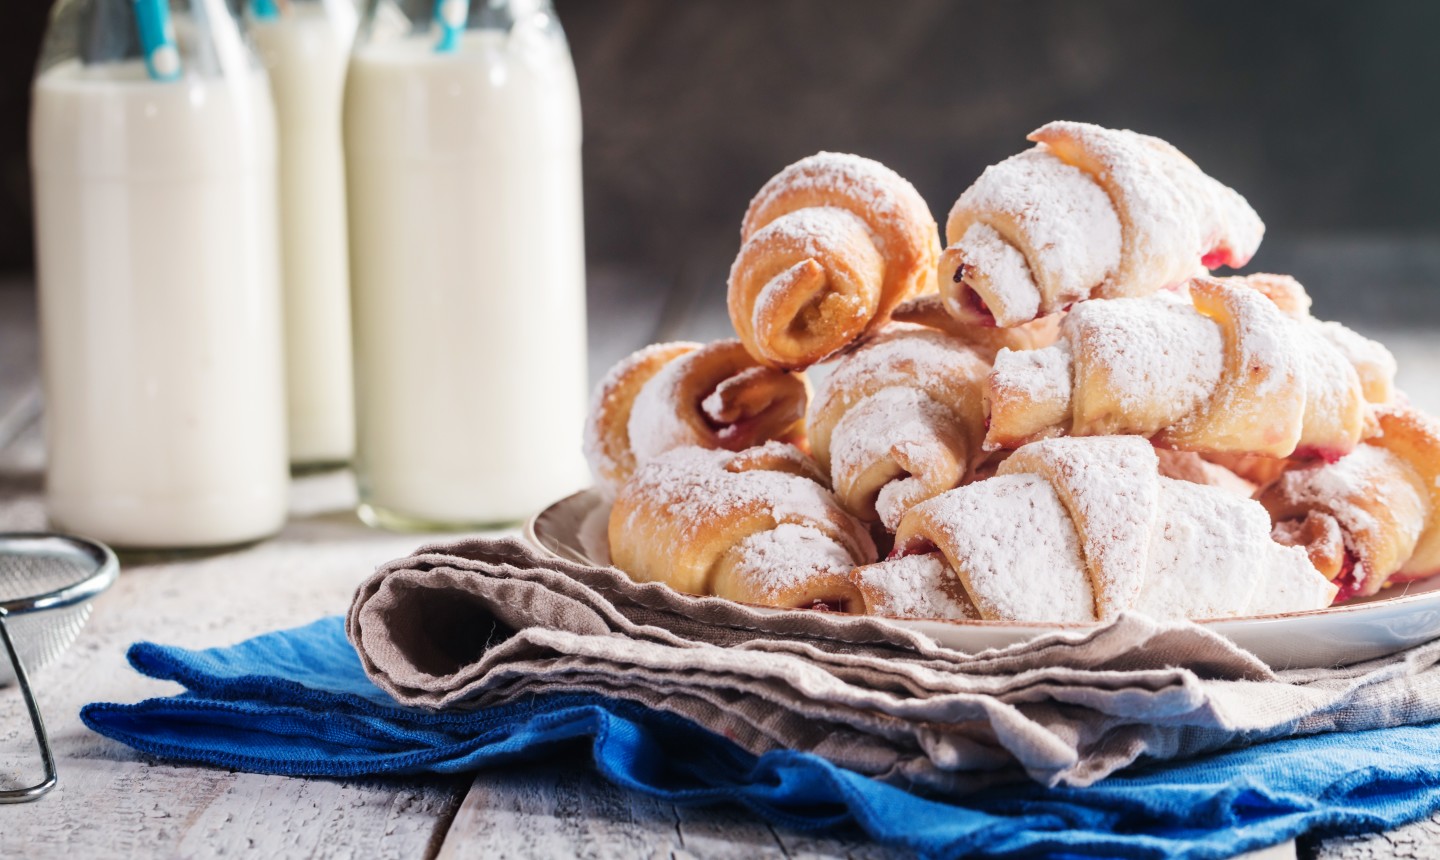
[807,598,850,613]
[963,288,997,327]
[1201,246,1235,269]
[1292,446,1349,465]
[952,265,997,326]
[1331,551,1362,603]
[889,537,938,561]
[713,417,756,446]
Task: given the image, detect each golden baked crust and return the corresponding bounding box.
[890,294,1061,361]
[584,342,700,497]
[1262,405,1440,598]
[728,152,940,369]
[608,444,876,610]
[584,340,808,498]
[985,277,1382,461]
[806,325,989,530]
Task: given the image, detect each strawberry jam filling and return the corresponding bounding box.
[889,536,938,561]
[713,414,760,447]
[1201,245,1236,269]
[952,263,997,327]
[806,598,851,613]
[1331,550,1362,603]
[1292,445,1349,465]
[962,289,997,326]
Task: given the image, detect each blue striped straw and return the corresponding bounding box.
[252,0,281,20]
[132,0,181,81]
[433,0,470,54]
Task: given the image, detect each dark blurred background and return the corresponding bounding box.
[5,0,1440,323]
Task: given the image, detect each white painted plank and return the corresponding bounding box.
[0,463,478,860]
[1308,816,1440,860]
[437,762,911,860]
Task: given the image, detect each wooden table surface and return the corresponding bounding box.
[1,273,1439,859]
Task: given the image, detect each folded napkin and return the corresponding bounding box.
[82,615,1440,859]
[347,537,1440,792]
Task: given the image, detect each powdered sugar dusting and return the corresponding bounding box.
[850,553,981,620]
[619,444,867,554]
[749,205,876,261]
[984,345,1075,449]
[724,523,857,602]
[809,325,988,464]
[1313,320,1397,404]
[1133,478,1330,619]
[989,345,1074,409]
[906,473,1096,622]
[949,147,1120,312]
[989,281,1367,457]
[747,152,916,237]
[627,352,704,464]
[830,386,965,530]
[1066,292,1223,421]
[900,437,1332,622]
[584,341,698,496]
[1223,284,1297,398]
[1269,446,1416,552]
[998,436,1159,619]
[1028,122,1263,296]
[951,222,1041,325]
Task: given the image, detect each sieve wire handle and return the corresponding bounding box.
[0,609,56,802]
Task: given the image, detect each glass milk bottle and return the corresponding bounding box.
[30,0,288,548]
[248,0,358,469]
[345,0,588,529]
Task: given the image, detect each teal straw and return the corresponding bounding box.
[132,0,181,81]
[433,0,469,53]
[252,0,281,20]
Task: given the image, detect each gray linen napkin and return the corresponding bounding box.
[346,537,1440,793]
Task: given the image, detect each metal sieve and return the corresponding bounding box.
[0,533,118,803]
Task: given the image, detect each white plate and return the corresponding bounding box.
[525,489,1440,670]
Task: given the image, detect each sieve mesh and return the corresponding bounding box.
[0,534,116,802]
[0,538,116,685]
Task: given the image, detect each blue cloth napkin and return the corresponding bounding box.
[82,617,1440,859]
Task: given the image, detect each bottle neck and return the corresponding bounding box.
[38,0,257,81]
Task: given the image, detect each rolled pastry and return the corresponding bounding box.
[890,436,1335,622]
[985,276,1394,461]
[609,443,877,610]
[728,152,941,369]
[584,340,808,498]
[940,121,1263,328]
[1261,405,1440,600]
[807,326,989,530]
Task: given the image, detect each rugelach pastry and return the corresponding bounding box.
[1262,404,1440,600]
[939,121,1263,328]
[584,340,808,498]
[608,443,877,610]
[886,437,1335,622]
[728,152,940,369]
[806,325,990,531]
[984,276,1395,460]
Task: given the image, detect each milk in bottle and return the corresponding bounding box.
[30,0,288,548]
[249,0,358,468]
[345,0,588,528]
